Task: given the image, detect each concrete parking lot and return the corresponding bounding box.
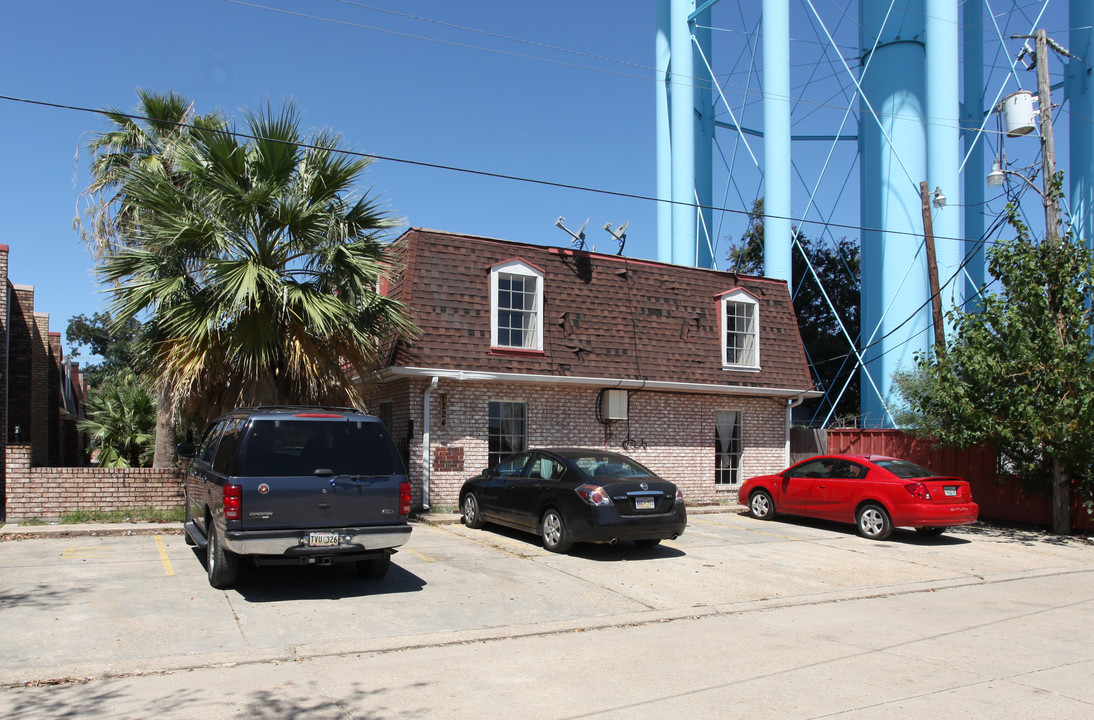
[2,510,1093,718]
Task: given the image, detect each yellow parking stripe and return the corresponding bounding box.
[402,547,437,563]
[155,535,174,576]
[60,547,109,559]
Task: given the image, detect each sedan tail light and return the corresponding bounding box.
[676,488,684,503]
[223,483,242,521]
[904,482,932,500]
[575,484,612,506]
[399,481,412,516]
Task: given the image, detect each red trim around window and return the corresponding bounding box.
[489,347,547,357]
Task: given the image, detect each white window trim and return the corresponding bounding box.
[714,409,744,487]
[720,288,760,371]
[490,259,544,351]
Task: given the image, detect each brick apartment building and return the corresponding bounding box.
[0,245,87,518]
[362,229,819,510]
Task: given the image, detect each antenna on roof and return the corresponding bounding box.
[604,221,628,255]
[555,217,588,251]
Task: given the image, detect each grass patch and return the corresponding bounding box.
[58,506,185,525]
[20,517,46,526]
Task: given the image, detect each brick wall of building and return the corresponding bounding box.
[3,445,184,522]
[363,377,790,508]
[8,286,34,447]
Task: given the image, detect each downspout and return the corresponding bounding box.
[421,376,439,510]
[786,395,806,467]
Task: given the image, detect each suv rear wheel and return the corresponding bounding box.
[357,553,391,579]
[206,522,240,589]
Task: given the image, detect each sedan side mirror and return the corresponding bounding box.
[176,442,196,458]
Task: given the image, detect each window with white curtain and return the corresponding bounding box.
[490,260,543,350]
[488,401,527,468]
[715,410,743,486]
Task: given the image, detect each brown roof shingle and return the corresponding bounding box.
[384,229,814,395]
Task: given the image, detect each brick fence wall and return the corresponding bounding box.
[3,444,185,522]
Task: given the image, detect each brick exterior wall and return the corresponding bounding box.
[363,377,790,509]
[8,287,34,447]
[3,445,184,522]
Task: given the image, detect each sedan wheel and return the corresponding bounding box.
[856,503,893,540]
[748,489,776,520]
[540,508,573,553]
[462,492,484,529]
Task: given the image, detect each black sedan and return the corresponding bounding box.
[459,448,687,553]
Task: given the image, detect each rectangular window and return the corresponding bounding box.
[725,301,757,366]
[378,402,393,431]
[715,410,743,486]
[496,273,539,348]
[488,401,527,468]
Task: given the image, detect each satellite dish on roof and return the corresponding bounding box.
[604,221,629,255]
[555,217,588,250]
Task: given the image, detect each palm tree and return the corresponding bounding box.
[80,90,227,467]
[77,371,156,468]
[97,101,413,421]
[79,89,227,256]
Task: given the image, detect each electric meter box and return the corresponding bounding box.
[601,389,628,420]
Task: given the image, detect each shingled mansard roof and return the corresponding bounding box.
[378,228,818,399]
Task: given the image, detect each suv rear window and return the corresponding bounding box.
[241,419,404,477]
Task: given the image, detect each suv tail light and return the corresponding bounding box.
[904,482,931,500]
[399,481,412,516]
[223,483,243,521]
[576,484,612,506]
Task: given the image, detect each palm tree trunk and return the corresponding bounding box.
[152,384,175,468]
[1051,458,1071,535]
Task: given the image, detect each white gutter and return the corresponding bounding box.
[380,366,822,400]
[786,394,807,466]
[421,376,440,510]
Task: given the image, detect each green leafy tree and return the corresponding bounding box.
[77,370,156,468]
[96,100,413,422]
[727,199,861,422]
[895,207,1094,534]
[65,311,142,388]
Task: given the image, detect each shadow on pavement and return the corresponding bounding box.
[185,548,426,602]
[470,523,686,561]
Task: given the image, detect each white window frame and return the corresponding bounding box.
[714,410,743,487]
[488,400,528,468]
[720,289,760,370]
[490,259,544,351]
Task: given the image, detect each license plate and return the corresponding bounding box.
[308,532,339,547]
[636,497,655,510]
[944,486,957,497]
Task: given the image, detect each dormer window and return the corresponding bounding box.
[490,259,544,351]
[719,288,759,369]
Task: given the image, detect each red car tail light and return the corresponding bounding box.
[576,484,612,506]
[399,481,412,516]
[904,482,932,500]
[223,483,243,521]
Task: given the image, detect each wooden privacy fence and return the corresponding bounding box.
[802,428,1092,533]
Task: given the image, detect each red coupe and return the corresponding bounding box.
[738,455,979,540]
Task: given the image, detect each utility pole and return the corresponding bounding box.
[1035,28,1061,246]
[919,181,946,348]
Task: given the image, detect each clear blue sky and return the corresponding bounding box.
[2,0,664,359]
[0,0,1072,363]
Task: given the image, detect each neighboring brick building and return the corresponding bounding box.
[0,245,88,519]
[362,229,819,510]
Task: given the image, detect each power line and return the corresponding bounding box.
[0,91,996,246]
